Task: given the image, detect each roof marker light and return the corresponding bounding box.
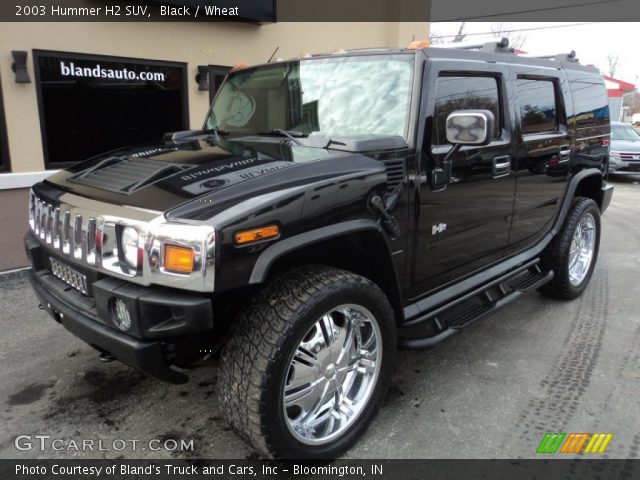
[406,40,430,50]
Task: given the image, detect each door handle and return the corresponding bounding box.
[559,144,571,159]
[492,155,511,178]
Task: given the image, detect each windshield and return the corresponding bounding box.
[205,54,414,140]
[611,124,640,142]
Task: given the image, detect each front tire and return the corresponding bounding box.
[540,197,601,299]
[218,266,396,459]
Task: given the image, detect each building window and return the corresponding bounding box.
[208,65,231,104]
[516,78,559,135]
[0,73,10,172]
[34,51,188,168]
[432,75,502,145]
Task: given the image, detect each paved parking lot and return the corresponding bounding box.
[1,175,639,460]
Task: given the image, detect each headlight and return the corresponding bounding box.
[121,226,140,268]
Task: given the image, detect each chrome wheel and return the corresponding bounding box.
[283,304,382,445]
[568,212,596,287]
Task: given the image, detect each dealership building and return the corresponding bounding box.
[0,19,429,271]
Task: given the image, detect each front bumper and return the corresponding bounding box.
[609,158,640,172]
[25,231,214,384]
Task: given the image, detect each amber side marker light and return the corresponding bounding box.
[164,244,195,273]
[234,225,280,245]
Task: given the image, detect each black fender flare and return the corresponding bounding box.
[551,168,604,236]
[249,219,385,284]
[248,218,406,322]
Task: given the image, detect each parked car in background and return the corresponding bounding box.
[609,121,640,173]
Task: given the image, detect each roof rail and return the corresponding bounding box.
[434,38,583,65]
[527,50,580,63]
[435,37,514,54]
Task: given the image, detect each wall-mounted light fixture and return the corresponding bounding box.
[11,51,31,84]
[195,66,209,91]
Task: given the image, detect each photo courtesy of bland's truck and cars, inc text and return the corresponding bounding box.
[0,1,640,478]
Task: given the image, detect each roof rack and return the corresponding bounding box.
[435,37,514,54]
[433,38,582,65]
[526,50,580,63]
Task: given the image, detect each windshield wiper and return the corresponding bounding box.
[323,138,347,149]
[202,127,229,140]
[256,129,306,145]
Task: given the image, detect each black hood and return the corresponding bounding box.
[44,134,390,217]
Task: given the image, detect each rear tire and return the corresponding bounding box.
[539,197,601,300]
[218,266,396,459]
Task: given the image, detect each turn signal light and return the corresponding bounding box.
[234,225,280,245]
[406,40,430,50]
[164,244,195,273]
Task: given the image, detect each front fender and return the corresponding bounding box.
[197,158,389,293]
[249,219,381,284]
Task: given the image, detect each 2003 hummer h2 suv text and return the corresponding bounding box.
[25,39,613,459]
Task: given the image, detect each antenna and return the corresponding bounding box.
[267,46,280,63]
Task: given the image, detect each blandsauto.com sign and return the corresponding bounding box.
[59,61,166,81]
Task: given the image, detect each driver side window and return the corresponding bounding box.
[432,75,502,146]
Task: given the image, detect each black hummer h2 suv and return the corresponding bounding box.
[25,40,613,459]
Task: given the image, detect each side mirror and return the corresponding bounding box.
[431,110,495,191]
[445,110,495,146]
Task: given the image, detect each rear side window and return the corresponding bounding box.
[569,81,610,128]
[432,75,502,145]
[516,78,559,135]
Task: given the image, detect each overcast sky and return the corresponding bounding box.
[429,22,639,86]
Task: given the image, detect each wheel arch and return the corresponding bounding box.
[574,171,605,207]
[249,220,405,324]
[553,168,606,235]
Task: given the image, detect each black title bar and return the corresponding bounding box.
[2,459,640,480]
[2,0,640,21]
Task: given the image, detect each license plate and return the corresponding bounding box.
[50,257,88,295]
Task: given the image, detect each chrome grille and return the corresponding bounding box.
[619,152,640,161]
[28,188,216,293]
[29,191,97,267]
[50,257,88,295]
